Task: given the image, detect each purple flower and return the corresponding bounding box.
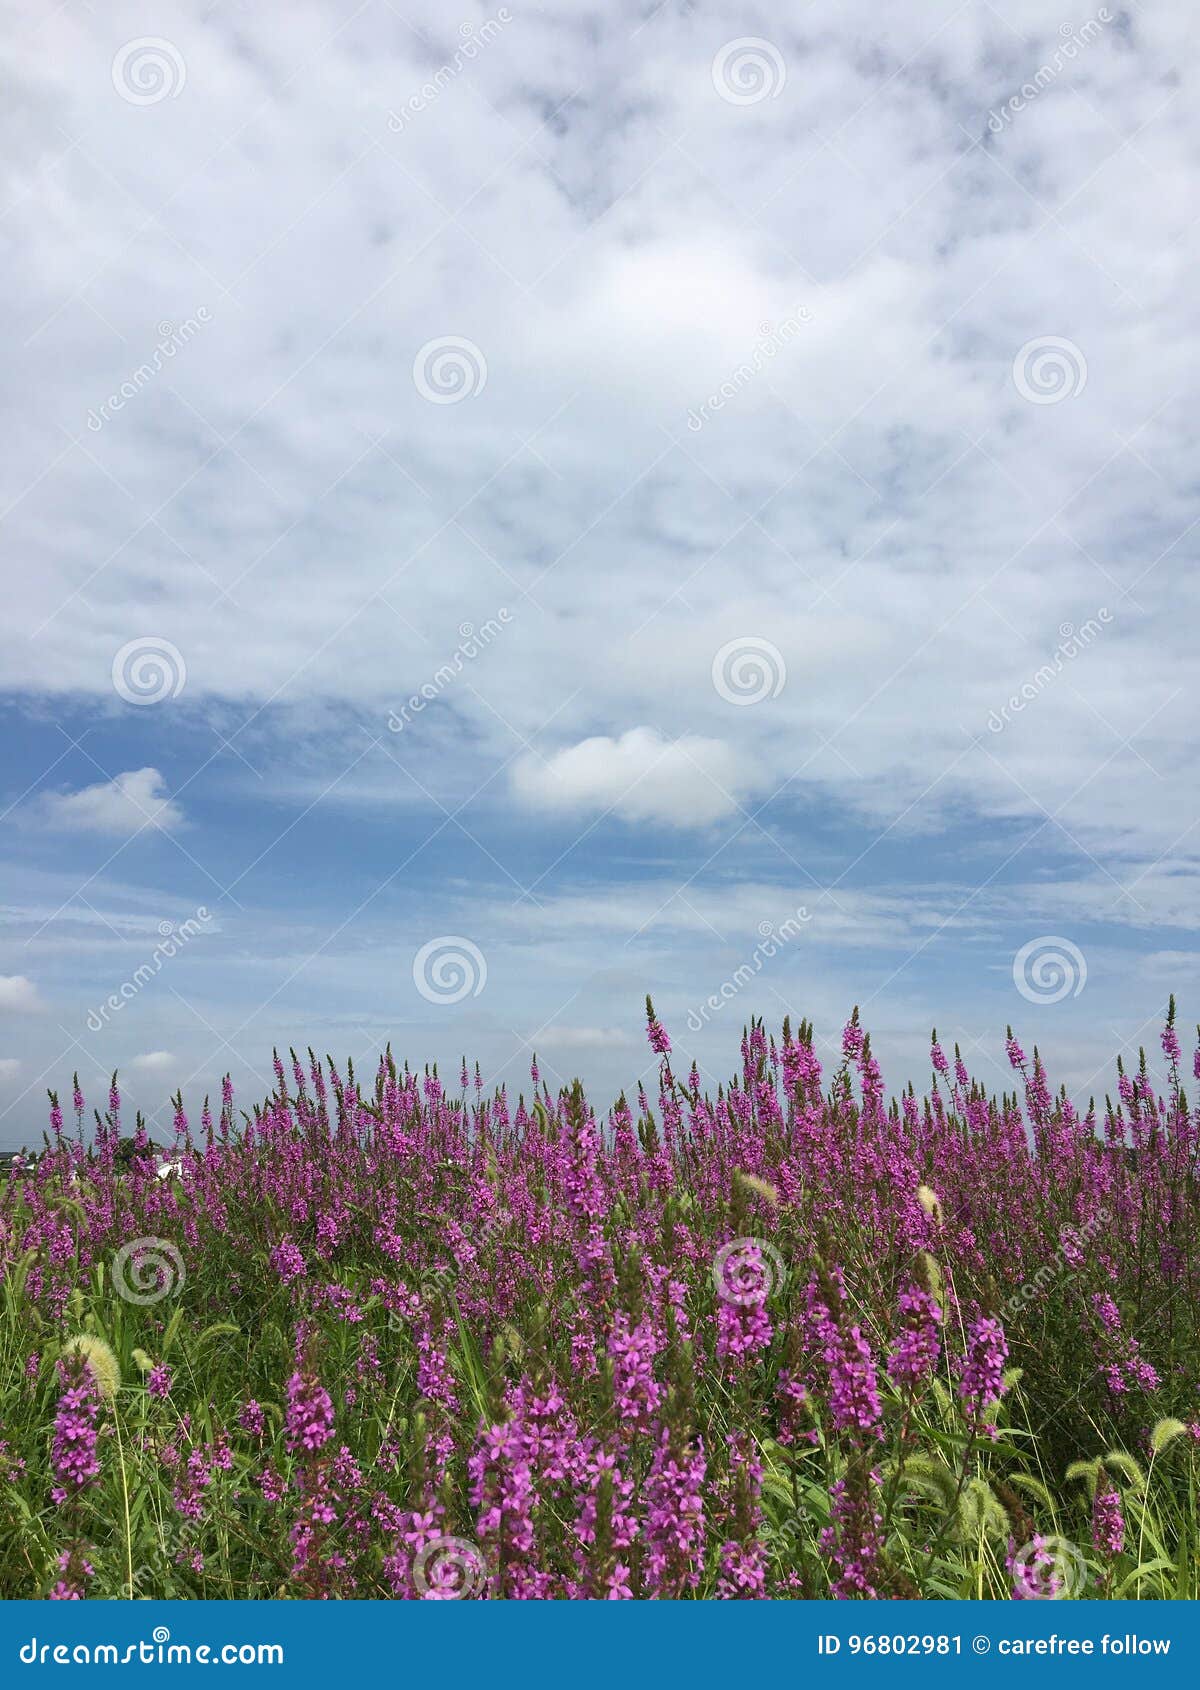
[1008,1535,1066,1600]
[959,1316,1009,1424]
[645,998,672,1056]
[888,1286,942,1388]
[239,1399,266,1437]
[1092,1480,1124,1557]
[642,1431,707,1597]
[608,1315,664,1426]
[271,1238,307,1285]
[48,1549,94,1600]
[50,1361,101,1500]
[286,1370,335,1454]
[829,1326,884,1439]
[717,1538,766,1598]
[715,1299,773,1370]
[819,1468,884,1599]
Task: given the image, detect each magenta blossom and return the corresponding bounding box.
[286,1370,335,1454]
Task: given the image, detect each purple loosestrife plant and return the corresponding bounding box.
[3,1004,1200,1596]
[1092,1479,1125,1558]
[888,1286,942,1390]
[959,1316,1009,1435]
[48,1354,102,1598]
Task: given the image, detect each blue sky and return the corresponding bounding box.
[2,0,1197,1145]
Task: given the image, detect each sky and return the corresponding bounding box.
[1,0,1198,1146]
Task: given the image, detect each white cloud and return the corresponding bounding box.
[513,728,759,827]
[0,0,1196,1098]
[0,1059,20,1080]
[131,1051,176,1072]
[36,769,184,836]
[0,976,44,1014]
[0,2,1189,876]
[535,1025,636,1050]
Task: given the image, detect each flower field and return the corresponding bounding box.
[2,999,1199,1601]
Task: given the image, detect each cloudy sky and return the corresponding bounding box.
[1,0,1197,1144]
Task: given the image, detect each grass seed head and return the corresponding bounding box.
[61,1333,121,1401]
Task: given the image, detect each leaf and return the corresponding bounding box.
[1116,1557,1175,1598]
[445,1292,491,1426]
[1174,1535,1191,1601]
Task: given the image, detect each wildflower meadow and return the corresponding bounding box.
[2,998,1198,1602]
